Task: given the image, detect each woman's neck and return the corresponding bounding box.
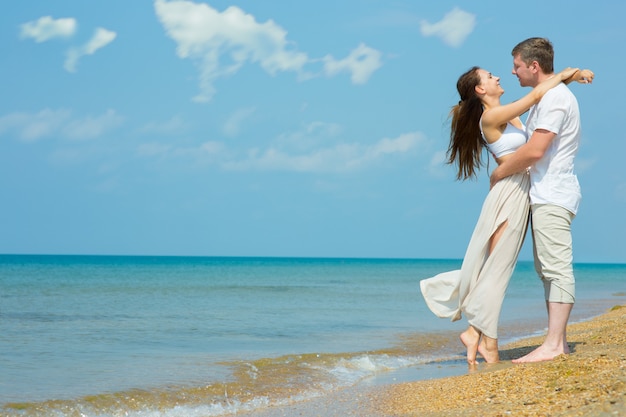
[481,96,501,112]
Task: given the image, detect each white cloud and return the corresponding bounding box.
[419,8,475,48]
[304,121,342,136]
[223,107,256,137]
[20,16,77,42]
[273,121,342,154]
[200,141,224,155]
[0,109,72,141]
[137,142,173,157]
[323,43,382,84]
[20,16,115,72]
[140,116,188,135]
[574,156,596,173]
[137,140,225,164]
[64,27,117,72]
[224,131,425,173]
[85,28,117,53]
[49,147,93,165]
[62,109,124,140]
[154,0,383,102]
[136,119,425,173]
[428,150,449,178]
[154,0,308,102]
[0,108,123,142]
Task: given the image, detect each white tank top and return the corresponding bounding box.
[482,122,527,158]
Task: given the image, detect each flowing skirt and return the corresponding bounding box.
[420,171,530,339]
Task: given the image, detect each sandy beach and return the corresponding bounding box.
[372,305,626,417]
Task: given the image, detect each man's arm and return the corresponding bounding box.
[490,129,556,188]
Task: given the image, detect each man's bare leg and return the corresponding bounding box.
[460,325,481,365]
[478,335,499,363]
[512,302,572,363]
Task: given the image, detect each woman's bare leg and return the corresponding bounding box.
[460,325,481,365]
[461,221,508,365]
[471,219,506,365]
[490,220,508,254]
[478,335,499,363]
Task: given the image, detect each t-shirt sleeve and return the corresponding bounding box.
[533,88,568,135]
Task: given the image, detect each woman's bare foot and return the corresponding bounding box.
[478,335,499,363]
[460,326,481,365]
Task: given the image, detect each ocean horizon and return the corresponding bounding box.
[1,255,625,416]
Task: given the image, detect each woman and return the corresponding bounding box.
[420,66,593,365]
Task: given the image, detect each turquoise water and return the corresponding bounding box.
[1,255,624,416]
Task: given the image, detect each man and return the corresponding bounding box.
[490,37,591,363]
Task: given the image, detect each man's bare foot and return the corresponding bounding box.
[460,326,481,365]
[512,342,570,363]
[477,335,499,363]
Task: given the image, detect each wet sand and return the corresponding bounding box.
[241,305,625,416]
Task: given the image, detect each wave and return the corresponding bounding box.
[1,333,463,417]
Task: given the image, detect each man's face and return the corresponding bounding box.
[512,54,536,87]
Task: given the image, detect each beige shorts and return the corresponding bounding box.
[531,204,576,304]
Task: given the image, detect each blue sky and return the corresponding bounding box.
[1,1,623,263]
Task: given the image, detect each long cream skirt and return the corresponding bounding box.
[420,171,530,339]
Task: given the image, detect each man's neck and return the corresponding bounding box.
[536,72,555,85]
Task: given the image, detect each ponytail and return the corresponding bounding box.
[446,67,487,180]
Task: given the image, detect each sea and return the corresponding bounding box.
[1,255,624,417]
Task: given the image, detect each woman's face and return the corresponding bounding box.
[476,69,503,97]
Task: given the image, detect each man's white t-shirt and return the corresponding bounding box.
[526,82,581,215]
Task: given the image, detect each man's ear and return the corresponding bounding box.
[531,61,540,73]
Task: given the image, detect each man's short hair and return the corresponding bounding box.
[512,37,554,74]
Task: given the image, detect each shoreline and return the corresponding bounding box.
[371,304,626,416]
[236,305,625,417]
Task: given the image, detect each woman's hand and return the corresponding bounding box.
[574,69,594,84]
[563,68,594,84]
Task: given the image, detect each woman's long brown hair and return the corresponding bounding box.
[447,66,487,180]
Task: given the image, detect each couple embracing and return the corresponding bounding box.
[420,37,594,365]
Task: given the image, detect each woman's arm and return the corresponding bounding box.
[564,69,594,85]
[481,67,580,130]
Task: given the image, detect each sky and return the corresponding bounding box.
[1,1,624,263]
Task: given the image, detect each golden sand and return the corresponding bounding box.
[371,305,626,417]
